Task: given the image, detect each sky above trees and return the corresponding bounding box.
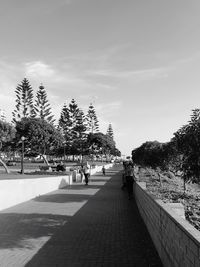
[1,0,200,155]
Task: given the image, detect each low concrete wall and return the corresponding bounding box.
[134,182,200,267]
[0,163,113,212]
[0,175,70,211]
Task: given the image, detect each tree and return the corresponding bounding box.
[59,99,79,153]
[110,147,121,157]
[34,84,55,124]
[0,120,16,173]
[131,141,175,170]
[131,107,200,188]
[86,103,99,133]
[106,123,114,139]
[58,103,71,155]
[72,109,87,155]
[173,108,200,184]
[59,100,88,157]
[15,118,64,164]
[87,132,116,160]
[68,99,80,140]
[12,78,35,123]
[0,120,16,143]
[59,103,70,132]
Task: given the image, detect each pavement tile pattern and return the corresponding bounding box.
[0,165,163,267]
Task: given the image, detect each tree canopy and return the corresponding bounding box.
[15,118,64,157]
[87,132,116,156]
[35,84,55,124]
[12,78,35,123]
[86,103,99,133]
[8,79,121,161]
[131,108,200,184]
[106,123,114,139]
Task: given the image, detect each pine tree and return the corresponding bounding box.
[106,123,114,139]
[59,100,87,156]
[68,99,80,139]
[58,100,79,154]
[35,84,55,124]
[86,103,99,133]
[12,78,35,123]
[73,109,87,154]
[74,109,87,138]
[58,103,71,139]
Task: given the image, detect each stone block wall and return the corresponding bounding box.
[134,182,200,267]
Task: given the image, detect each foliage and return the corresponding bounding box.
[15,118,64,156]
[132,141,175,170]
[0,120,16,143]
[10,79,121,160]
[12,78,35,123]
[0,120,16,152]
[35,84,55,124]
[173,109,200,183]
[86,103,99,133]
[87,132,116,156]
[106,123,114,139]
[59,100,87,156]
[59,103,71,138]
[68,99,81,141]
[71,109,87,155]
[110,147,121,157]
[132,108,200,184]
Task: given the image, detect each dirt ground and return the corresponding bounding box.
[137,168,200,231]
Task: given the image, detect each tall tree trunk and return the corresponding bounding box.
[0,159,10,173]
[40,154,49,166]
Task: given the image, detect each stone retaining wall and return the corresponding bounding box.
[134,182,200,267]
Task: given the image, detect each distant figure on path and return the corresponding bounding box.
[83,162,90,185]
[102,165,106,176]
[125,162,135,199]
[79,165,84,183]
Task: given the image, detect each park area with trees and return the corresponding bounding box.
[0,78,121,174]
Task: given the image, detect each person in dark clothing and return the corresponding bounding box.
[83,162,90,185]
[125,162,135,199]
[102,165,106,176]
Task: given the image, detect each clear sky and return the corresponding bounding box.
[1,0,200,156]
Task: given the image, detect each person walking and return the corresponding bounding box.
[125,162,135,199]
[83,162,90,185]
[79,165,84,183]
[102,165,106,176]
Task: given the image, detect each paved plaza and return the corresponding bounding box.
[0,165,163,267]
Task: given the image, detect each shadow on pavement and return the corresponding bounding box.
[0,213,68,249]
[25,167,163,267]
[0,167,122,262]
[89,178,110,182]
[34,193,91,203]
[61,184,105,190]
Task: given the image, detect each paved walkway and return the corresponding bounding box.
[0,165,163,267]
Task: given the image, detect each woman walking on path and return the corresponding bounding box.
[102,165,106,176]
[79,165,84,183]
[125,162,135,199]
[83,162,90,185]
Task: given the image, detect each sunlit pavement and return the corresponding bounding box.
[0,165,162,267]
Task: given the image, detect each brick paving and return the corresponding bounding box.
[0,165,163,267]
